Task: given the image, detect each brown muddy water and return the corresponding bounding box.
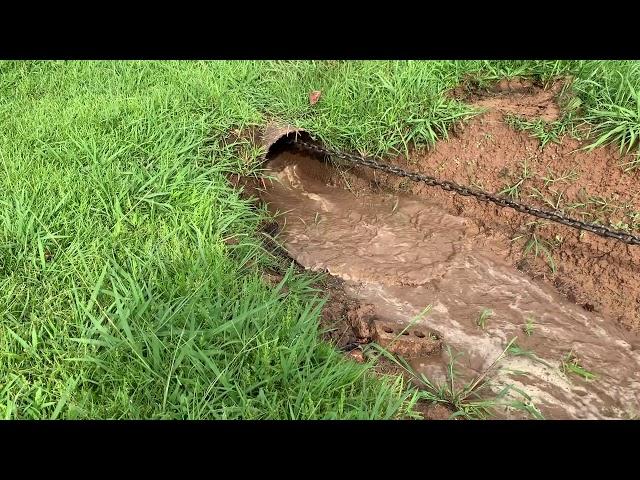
[260,150,640,420]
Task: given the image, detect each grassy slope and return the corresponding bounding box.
[0,60,638,419]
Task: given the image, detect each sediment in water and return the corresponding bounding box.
[260,150,640,420]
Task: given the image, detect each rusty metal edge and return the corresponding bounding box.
[260,123,308,159]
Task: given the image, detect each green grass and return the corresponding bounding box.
[0,61,423,419]
[512,224,558,274]
[476,308,493,330]
[507,342,552,368]
[523,317,536,337]
[373,338,544,419]
[498,156,534,200]
[1,60,639,419]
[560,351,598,382]
[504,115,570,149]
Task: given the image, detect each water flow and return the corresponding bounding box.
[261,151,640,419]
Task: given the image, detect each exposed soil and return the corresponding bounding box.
[242,81,640,419]
[454,76,565,121]
[413,402,454,420]
[356,79,640,333]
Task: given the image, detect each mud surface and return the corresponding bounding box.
[256,81,640,419]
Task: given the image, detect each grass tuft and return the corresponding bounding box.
[560,351,597,382]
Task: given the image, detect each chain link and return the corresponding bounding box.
[292,139,640,246]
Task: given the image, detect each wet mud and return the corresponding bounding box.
[260,151,640,419]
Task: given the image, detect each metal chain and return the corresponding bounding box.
[292,139,640,246]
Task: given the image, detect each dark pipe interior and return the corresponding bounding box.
[265,131,328,163]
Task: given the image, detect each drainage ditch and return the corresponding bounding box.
[246,82,640,419]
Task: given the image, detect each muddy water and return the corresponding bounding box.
[261,151,640,419]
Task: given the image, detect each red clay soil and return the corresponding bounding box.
[342,78,640,333]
